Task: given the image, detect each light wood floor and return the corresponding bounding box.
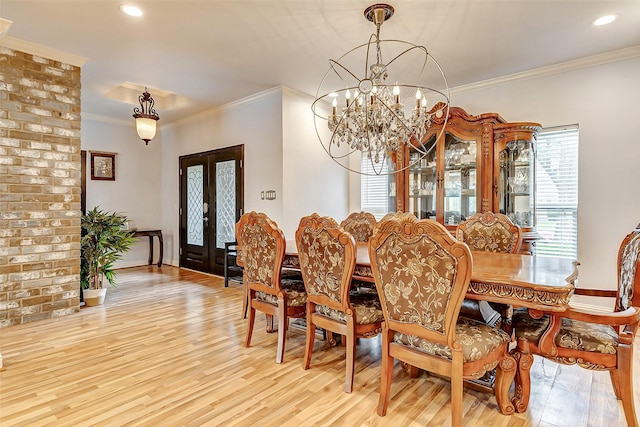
[1,266,638,426]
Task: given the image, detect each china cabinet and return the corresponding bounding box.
[393,104,541,253]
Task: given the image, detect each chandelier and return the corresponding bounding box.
[132,88,160,145]
[312,4,450,175]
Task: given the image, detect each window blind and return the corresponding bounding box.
[360,156,391,220]
[535,126,579,258]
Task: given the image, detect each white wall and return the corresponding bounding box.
[161,88,285,266]
[81,118,163,268]
[281,87,349,238]
[439,56,640,288]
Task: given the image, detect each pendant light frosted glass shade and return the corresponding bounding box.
[135,117,158,143]
[132,88,160,144]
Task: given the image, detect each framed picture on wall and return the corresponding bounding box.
[90,152,116,181]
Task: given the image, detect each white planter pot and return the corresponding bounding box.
[84,288,107,306]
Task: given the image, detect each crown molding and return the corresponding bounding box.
[450,45,640,95]
[82,112,132,127]
[0,36,86,67]
[164,86,283,130]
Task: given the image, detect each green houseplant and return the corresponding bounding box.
[81,207,135,306]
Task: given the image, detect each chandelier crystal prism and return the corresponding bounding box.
[312,3,450,175]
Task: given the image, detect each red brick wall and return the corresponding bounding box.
[0,47,81,327]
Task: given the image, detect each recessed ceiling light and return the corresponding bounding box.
[120,4,143,17]
[593,14,617,26]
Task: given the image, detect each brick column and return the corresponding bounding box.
[0,47,81,327]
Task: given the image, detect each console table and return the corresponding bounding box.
[132,230,163,267]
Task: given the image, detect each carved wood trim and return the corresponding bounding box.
[468,280,573,310]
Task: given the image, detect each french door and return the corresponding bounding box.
[179,145,243,276]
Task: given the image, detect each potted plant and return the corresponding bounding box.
[81,207,135,306]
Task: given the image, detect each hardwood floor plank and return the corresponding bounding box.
[0,266,637,427]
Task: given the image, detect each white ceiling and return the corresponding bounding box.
[1,1,640,126]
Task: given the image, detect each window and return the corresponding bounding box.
[534,126,579,258]
[360,156,392,220]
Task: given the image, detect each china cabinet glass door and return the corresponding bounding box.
[499,139,535,227]
[443,133,478,226]
[407,135,437,219]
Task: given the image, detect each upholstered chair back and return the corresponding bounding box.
[456,212,521,254]
[372,211,418,235]
[235,211,285,294]
[296,214,356,312]
[369,217,472,343]
[340,211,377,243]
[617,227,640,312]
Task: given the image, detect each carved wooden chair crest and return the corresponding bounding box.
[235,211,306,364]
[340,211,377,243]
[512,226,640,426]
[456,211,522,254]
[369,216,517,425]
[296,213,383,393]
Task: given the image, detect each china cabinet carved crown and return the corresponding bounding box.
[389,103,541,253]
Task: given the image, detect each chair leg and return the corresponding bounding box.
[303,303,315,370]
[241,278,248,319]
[407,364,420,378]
[327,331,337,346]
[512,338,534,413]
[245,302,256,348]
[609,369,622,399]
[617,344,639,427]
[377,327,393,416]
[494,353,516,415]
[344,313,356,393]
[276,297,287,364]
[451,350,464,427]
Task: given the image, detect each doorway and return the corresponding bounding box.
[179,145,244,276]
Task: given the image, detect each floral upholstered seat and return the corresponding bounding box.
[236,211,306,364]
[369,216,517,425]
[513,312,618,354]
[394,317,511,367]
[256,278,307,308]
[511,226,640,426]
[340,211,377,243]
[315,292,384,325]
[296,213,383,393]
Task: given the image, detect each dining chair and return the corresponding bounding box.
[456,211,522,327]
[235,211,307,364]
[340,211,377,243]
[296,213,384,393]
[512,226,640,426]
[456,211,522,254]
[369,215,517,425]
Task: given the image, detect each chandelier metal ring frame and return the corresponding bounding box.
[312,3,450,176]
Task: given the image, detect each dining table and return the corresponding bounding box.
[284,240,579,313]
[283,239,580,412]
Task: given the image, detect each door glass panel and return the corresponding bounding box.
[187,165,204,246]
[408,134,437,219]
[444,133,477,225]
[215,160,236,249]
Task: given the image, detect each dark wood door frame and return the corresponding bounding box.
[179,145,244,276]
